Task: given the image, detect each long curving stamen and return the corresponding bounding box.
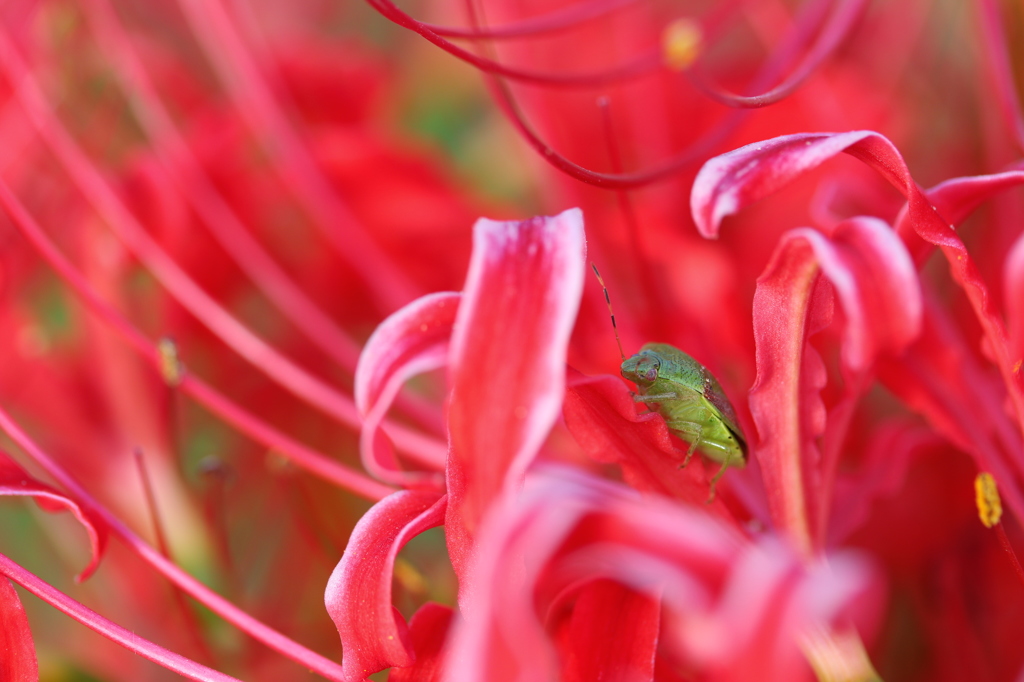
[0,405,349,678]
[83,0,362,370]
[686,0,867,108]
[81,0,444,436]
[367,0,661,87]
[976,0,1024,154]
[176,0,421,310]
[0,174,404,500]
[0,32,437,440]
[0,552,241,682]
[134,447,217,665]
[371,0,861,188]
[423,0,637,40]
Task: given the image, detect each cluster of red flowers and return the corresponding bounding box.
[0,1,1023,681]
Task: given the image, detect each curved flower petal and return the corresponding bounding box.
[663,537,881,682]
[692,132,1024,505]
[444,466,880,682]
[896,169,1024,264]
[554,579,660,682]
[445,467,699,682]
[691,131,883,239]
[750,217,920,554]
[445,209,586,581]
[389,603,455,682]
[0,576,37,682]
[563,370,730,510]
[325,490,447,681]
[0,451,106,582]
[355,292,460,488]
[826,217,922,369]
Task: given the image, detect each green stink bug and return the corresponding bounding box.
[593,265,747,500]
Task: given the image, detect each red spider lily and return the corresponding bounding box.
[1,0,1024,680]
[328,208,886,681]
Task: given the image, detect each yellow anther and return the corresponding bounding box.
[975,472,1002,528]
[662,19,702,71]
[157,337,184,387]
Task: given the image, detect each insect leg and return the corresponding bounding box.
[634,392,679,403]
[705,453,733,504]
[665,419,704,467]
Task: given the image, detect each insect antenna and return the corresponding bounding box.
[591,263,626,362]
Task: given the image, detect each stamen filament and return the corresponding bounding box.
[0,552,242,682]
[423,0,638,40]
[0,406,349,677]
[176,0,420,309]
[134,448,217,665]
[0,174,402,499]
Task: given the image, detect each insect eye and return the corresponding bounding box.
[643,366,658,382]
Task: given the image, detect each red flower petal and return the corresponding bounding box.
[0,576,37,682]
[751,217,920,554]
[389,603,455,682]
[826,217,922,369]
[0,452,106,582]
[693,132,1024,508]
[444,466,880,682]
[691,131,883,239]
[445,209,586,580]
[355,292,460,488]
[895,169,1024,264]
[325,490,447,681]
[554,579,660,682]
[445,469,677,682]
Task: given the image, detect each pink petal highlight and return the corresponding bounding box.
[355,292,460,487]
[0,576,37,682]
[325,490,446,681]
[0,451,107,582]
[445,208,586,580]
